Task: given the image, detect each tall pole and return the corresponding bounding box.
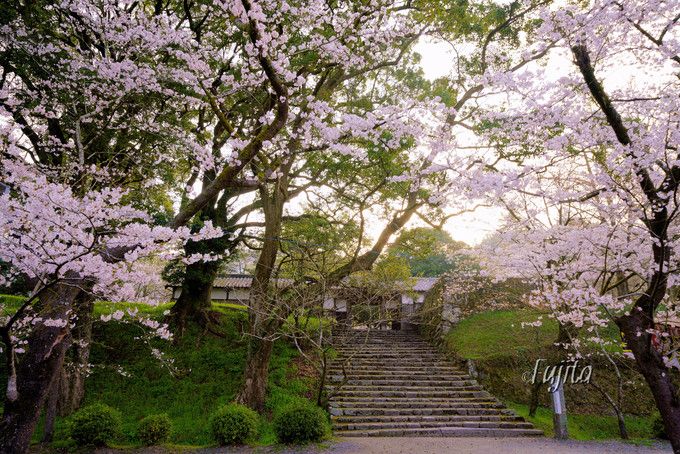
[551,381,568,439]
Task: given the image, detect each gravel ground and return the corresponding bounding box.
[92,437,673,454]
[327,437,673,454]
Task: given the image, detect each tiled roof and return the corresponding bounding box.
[336,276,440,293]
[213,275,293,288]
[208,275,439,292]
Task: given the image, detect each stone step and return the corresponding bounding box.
[332,414,524,424]
[329,399,501,408]
[327,369,467,377]
[333,340,428,345]
[335,344,432,348]
[333,331,420,336]
[335,347,440,358]
[334,336,421,338]
[331,390,492,399]
[329,368,465,374]
[337,341,437,345]
[335,349,438,352]
[334,426,545,437]
[336,348,439,358]
[334,355,443,361]
[329,406,511,417]
[329,368,466,374]
[334,345,434,348]
[334,348,438,352]
[330,357,456,363]
[330,384,483,392]
[333,420,536,431]
[328,362,463,373]
[329,379,476,387]
[333,348,437,353]
[328,329,540,438]
[328,373,470,381]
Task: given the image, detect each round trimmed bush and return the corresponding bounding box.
[273,404,328,444]
[137,413,172,446]
[210,403,259,445]
[69,403,122,447]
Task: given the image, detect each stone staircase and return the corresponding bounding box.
[327,329,543,437]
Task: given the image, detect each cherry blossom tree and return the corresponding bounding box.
[0,0,221,450]
[470,0,680,448]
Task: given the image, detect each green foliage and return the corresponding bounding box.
[388,227,466,277]
[273,404,328,444]
[210,404,259,445]
[279,212,360,279]
[0,261,31,294]
[350,254,413,289]
[55,303,312,447]
[510,402,656,441]
[444,308,657,438]
[0,293,27,310]
[137,413,172,446]
[372,254,413,281]
[69,403,122,447]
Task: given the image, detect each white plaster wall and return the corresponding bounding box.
[228,288,250,302]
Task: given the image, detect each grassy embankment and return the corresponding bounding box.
[0,295,324,449]
[444,308,659,441]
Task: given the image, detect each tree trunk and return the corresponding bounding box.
[571,42,680,450]
[236,336,274,412]
[56,295,94,416]
[171,258,220,333]
[618,311,680,452]
[528,380,542,417]
[41,375,60,443]
[0,283,79,454]
[171,168,233,334]
[616,410,629,440]
[236,173,288,410]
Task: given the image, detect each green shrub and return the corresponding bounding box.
[210,403,259,445]
[69,403,122,446]
[274,404,328,444]
[137,413,172,446]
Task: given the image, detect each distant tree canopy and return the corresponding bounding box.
[387,227,467,277]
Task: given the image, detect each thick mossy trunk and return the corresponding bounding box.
[0,284,79,454]
[236,336,275,412]
[171,259,221,333]
[58,295,94,415]
[236,177,287,410]
[43,295,95,442]
[171,165,232,334]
